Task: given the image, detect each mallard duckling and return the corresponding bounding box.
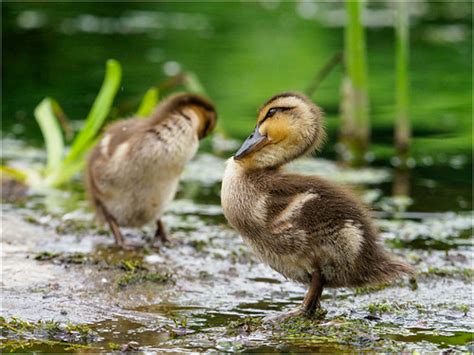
[221,92,413,319]
[86,93,217,249]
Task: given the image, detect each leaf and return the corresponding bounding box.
[0,165,28,182]
[0,165,43,187]
[34,98,65,173]
[136,87,159,117]
[64,59,122,165]
[45,137,99,187]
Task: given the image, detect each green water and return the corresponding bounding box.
[2,2,472,161]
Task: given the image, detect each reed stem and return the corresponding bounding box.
[340,0,370,166]
[394,1,411,165]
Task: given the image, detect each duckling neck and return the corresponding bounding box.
[236,160,283,173]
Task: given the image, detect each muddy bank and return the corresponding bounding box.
[2,211,473,351]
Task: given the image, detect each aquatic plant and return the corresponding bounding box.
[136,87,160,118]
[1,60,162,189]
[35,59,122,187]
[340,0,370,166]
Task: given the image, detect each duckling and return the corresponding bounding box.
[86,93,217,250]
[221,92,413,319]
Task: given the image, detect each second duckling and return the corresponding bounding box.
[86,93,217,249]
[221,92,413,319]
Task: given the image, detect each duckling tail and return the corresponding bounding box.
[357,253,415,287]
[385,258,415,279]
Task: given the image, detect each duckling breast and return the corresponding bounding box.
[221,159,316,284]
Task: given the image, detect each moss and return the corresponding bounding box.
[455,304,469,316]
[0,317,97,352]
[365,301,426,316]
[274,316,405,351]
[34,251,89,264]
[119,259,146,272]
[23,215,41,225]
[1,339,92,352]
[366,302,394,315]
[108,342,121,350]
[61,252,89,264]
[421,267,473,280]
[409,277,418,290]
[354,283,391,295]
[34,251,61,261]
[55,219,91,235]
[189,239,208,252]
[117,271,171,288]
[227,316,264,336]
[165,318,192,338]
[115,257,171,288]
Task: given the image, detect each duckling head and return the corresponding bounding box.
[234,92,324,169]
[152,93,217,139]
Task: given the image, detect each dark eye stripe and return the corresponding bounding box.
[261,106,295,123]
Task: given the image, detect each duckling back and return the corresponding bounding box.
[86,93,217,227]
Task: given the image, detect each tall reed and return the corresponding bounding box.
[394,1,411,165]
[340,0,370,166]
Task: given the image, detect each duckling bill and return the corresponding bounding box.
[221,92,413,319]
[86,93,217,250]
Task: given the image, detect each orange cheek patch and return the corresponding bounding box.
[264,119,290,143]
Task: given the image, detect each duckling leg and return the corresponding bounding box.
[263,270,325,323]
[96,200,140,250]
[301,270,325,315]
[152,219,169,247]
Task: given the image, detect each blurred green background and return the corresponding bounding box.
[2,1,472,163]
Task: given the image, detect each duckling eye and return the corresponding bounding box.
[263,107,294,120]
[265,108,278,119]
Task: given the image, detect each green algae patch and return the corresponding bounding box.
[366,302,396,315]
[115,258,171,288]
[275,317,403,351]
[420,266,473,281]
[385,330,474,348]
[365,301,427,316]
[227,316,264,336]
[34,251,90,265]
[34,251,61,261]
[0,317,98,352]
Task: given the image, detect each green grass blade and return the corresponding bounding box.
[34,98,65,173]
[136,87,159,117]
[64,59,122,164]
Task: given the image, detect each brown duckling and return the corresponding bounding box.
[221,92,413,319]
[86,93,217,249]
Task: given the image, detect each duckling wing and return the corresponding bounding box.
[263,173,413,287]
[101,119,149,154]
[264,173,374,239]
